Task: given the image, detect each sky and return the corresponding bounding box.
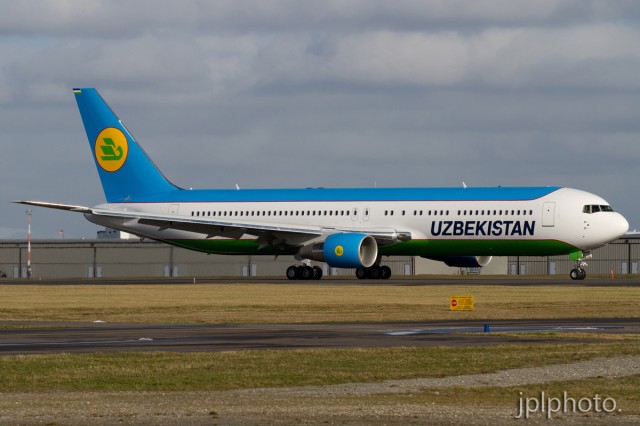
[2,0,640,239]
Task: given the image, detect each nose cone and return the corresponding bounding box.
[613,213,630,239]
[585,212,630,250]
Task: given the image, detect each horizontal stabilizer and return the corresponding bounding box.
[13,200,92,213]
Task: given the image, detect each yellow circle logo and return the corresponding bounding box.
[335,245,344,257]
[95,127,128,172]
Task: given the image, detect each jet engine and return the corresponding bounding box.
[299,233,378,268]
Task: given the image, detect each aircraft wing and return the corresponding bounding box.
[14,201,411,247]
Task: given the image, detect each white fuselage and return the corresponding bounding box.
[87,187,628,256]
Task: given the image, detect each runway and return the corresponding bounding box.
[3,276,640,286]
[1,318,638,355]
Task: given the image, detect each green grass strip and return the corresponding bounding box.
[2,341,639,392]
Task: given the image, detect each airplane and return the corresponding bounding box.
[15,88,629,281]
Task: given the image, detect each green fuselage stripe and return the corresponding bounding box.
[164,239,577,257]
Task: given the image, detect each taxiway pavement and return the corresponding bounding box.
[1,318,638,355]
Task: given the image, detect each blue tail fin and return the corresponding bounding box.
[73,88,179,202]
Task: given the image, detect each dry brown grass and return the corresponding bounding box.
[1,283,639,323]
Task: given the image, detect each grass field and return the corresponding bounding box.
[1,338,639,392]
[1,281,639,423]
[1,282,640,323]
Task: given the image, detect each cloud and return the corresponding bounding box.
[1,0,639,36]
[1,0,640,238]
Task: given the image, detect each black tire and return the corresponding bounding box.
[312,266,323,280]
[380,266,391,280]
[570,269,580,280]
[579,269,587,280]
[356,268,367,279]
[368,266,381,279]
[300,266,313,280]
[286,265,299,280]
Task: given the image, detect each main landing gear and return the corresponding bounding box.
[285,264,392,280]
[286,264,323,280]
[356,265,392,280]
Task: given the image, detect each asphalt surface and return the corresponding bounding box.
[2,276,639,354]
[3,276,640,286]
[1,318,638,355]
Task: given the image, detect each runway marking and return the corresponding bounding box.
[382,325,622,336]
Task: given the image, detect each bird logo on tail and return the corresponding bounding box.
[95,127,128,172]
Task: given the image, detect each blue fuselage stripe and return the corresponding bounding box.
[127,187,561,204]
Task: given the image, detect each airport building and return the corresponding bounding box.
[1,233,638,279]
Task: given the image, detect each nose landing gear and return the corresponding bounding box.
[569,252,591,280]
[569,267,587,280]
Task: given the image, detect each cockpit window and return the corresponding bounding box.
[583,204,614,214]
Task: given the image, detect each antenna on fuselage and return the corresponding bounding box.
[462,182,467,188]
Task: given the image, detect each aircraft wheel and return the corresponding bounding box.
[300,266,313,280]
[380,266,392,280]
[286,265,299,280]
[579,268,587,280]
[570,268,580,280]
[368,266,381,279]
[356,268,367,279]
[312,266,323,280]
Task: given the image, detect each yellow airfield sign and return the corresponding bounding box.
[450,295,474,311]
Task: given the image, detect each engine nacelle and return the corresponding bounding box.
[299,233,378,268]
[424,256,493,268]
